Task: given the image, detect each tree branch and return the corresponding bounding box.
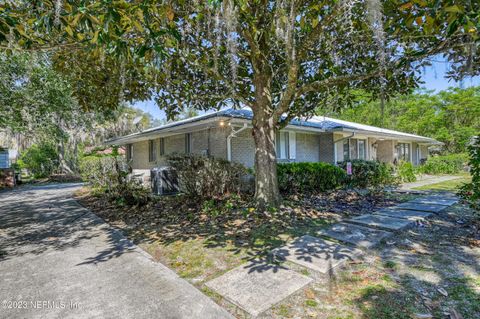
[296,71,383,96]
[274,1,299,119]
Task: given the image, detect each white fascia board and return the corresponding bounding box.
[227,118,327,134]
[330,128,438,144]
[108,117,231,145]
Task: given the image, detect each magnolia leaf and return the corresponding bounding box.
[166,7,174,22]
[444,5,463,14]
[65,25,74,37]
[90,30,99,44]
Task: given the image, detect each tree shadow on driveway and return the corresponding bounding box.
[0,184,136,265]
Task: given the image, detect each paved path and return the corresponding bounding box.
[400,175,462,190]
[0,183,232,319]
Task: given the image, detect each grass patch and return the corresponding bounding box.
[413,174,471,191]
[305,299,318,307]
[446,277,480,318]
[299,268,310,276]
[275,304,291,317]
[142,239,245,282]
[356,285,416,319]
[383,260,397,269]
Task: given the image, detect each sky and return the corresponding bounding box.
[133,61,480,121]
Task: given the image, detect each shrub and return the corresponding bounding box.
[79,155,125,190]
[19,142,59,178]
[337,160,396,188]
[79,154,150,206]
[396,161,417,183]
[459,137,479,213]
[418,153,468,175]
[167,154,248,198]
[277,162,346,193]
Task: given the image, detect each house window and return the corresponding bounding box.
[358,140,366,160]
[126,144,133,161]
[159,138,165,156]
[148,140,157,162]
[343,139,350,160]
[185,133,192,154]
[350,139,358,159]
[398,143,410,162]
[275,132,290,159]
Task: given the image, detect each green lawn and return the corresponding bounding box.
[413,174,472,191]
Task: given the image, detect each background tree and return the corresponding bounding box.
[334,87,480,153]
[0,52,158,173]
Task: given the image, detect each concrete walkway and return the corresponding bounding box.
[0,184,232,319]
[400,175,462,190]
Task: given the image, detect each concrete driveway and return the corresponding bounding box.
[0,183,233,319]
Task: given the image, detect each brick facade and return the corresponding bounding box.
[318,133,334,163]
[231,129,255,167]
[129,127,228,170]
[128,126,428,171]
[376,140,395,163]
[293,133,318,162]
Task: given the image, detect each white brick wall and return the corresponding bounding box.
[318,133,334,163]
[296,133,320,162]
[129,128,229,169]
[231,128,255,167]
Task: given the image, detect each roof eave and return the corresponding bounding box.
[330,127,439,144]
[106,115,233,145]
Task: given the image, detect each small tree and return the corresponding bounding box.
[19,142,59,178]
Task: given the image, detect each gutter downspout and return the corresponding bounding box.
[227,123,248,161]
[333,132,355,144]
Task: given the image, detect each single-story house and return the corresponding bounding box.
[107,108,440,180]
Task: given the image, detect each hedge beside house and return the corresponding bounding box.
[417,153,468,175]
[337,160,397,188]
[277,162,346,193]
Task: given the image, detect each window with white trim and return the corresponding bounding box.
[276,132,289,159]
[397,143,410,162]
[275,131,296,160]
[358,139,366,160]
[185,133,192,154]
[343,139,350,160]
[126,144,133,161]
[148,140,157,162]
[159,138,165,156]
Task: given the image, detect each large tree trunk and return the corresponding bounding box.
[252,111,281,210]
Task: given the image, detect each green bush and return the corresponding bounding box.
[79,154,150,206]
[19,142,59,178]
[277,162,346,193]
[79,155,123,190]
[459,137,479,213]
[418,153,468,175]
[337,160,396,188]
[167,154,248,198]
[397,161,417,183]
